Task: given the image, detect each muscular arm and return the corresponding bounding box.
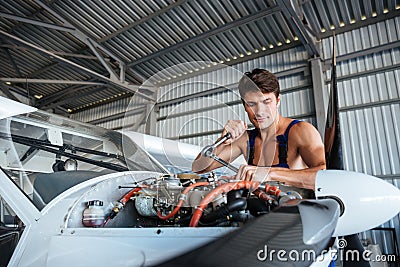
[237,122,326,189]
[269,122,326,189]
[268,166,324,190]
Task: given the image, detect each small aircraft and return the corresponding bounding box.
[0,96,399,266]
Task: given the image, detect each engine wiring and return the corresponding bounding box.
[157,181,209,220]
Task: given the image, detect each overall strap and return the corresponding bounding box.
[247,120,301,167]
[247,128,258,166]
[284,119,301,140]
[276,120,301,165]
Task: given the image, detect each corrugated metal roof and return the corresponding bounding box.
[0,0,398,114]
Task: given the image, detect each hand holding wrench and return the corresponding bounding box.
[200,133,239,173]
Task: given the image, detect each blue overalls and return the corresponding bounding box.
[247,120,302,167]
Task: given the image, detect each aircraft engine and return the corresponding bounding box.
[96,173,313,228]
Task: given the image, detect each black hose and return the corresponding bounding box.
[200,198,247,224]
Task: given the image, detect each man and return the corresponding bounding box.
[192,68,326,190]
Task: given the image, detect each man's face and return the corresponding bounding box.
[243,91,280,130]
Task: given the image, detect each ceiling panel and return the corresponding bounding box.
[0,0,397,114]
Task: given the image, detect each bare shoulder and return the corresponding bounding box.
[288,120,326,167]
[236,130,250,152]
[292,120,318,132]
[289,120,323,145]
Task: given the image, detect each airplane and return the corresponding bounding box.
[0,96,399,267]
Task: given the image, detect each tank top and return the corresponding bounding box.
[247,120,302,168]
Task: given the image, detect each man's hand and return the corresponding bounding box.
[236,165,271,182]
[222,120,247,144]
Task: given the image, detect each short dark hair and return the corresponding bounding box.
[238,68,280,99]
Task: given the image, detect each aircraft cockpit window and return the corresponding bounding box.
[0,111,166,211]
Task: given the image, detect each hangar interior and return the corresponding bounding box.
[0,0,399,264]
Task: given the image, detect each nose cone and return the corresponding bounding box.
[315,170,400,237]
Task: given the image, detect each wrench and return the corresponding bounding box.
[200,133,239,173]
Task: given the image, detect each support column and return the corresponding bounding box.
[310,58,328,138]
[145,103,157,136]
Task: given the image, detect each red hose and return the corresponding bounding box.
[189,181,260,227]
[103,187,142,227]
[253,189,274,201]
[120,187,142,205]
[264,184,282,197]
[157,181,209,220]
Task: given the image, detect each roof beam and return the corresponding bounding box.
[86,38,119,81]
[40,86,106,110]
[0,43,104,65]
[0,83,20,102]
[27,62,59,78]
[52,106,70,116]
[318,9,400,39]
[2,1,145,85]
[32,0,143,86]
[0,44,110,77]
[98,0,187,43]
[2,48,22,77]
[46,51,100,60]
[36,83,95,107]
[0,82,35,103]
[0,78,105,85]
[0,11,75,32]
[0,30,154,102]
[276,0,320,57]
[0,42,113,61]
[33,0,123,64]
[155,41,299,87]
[5,0,59,35]
[127,5,281,68]
[70,93,133,114]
